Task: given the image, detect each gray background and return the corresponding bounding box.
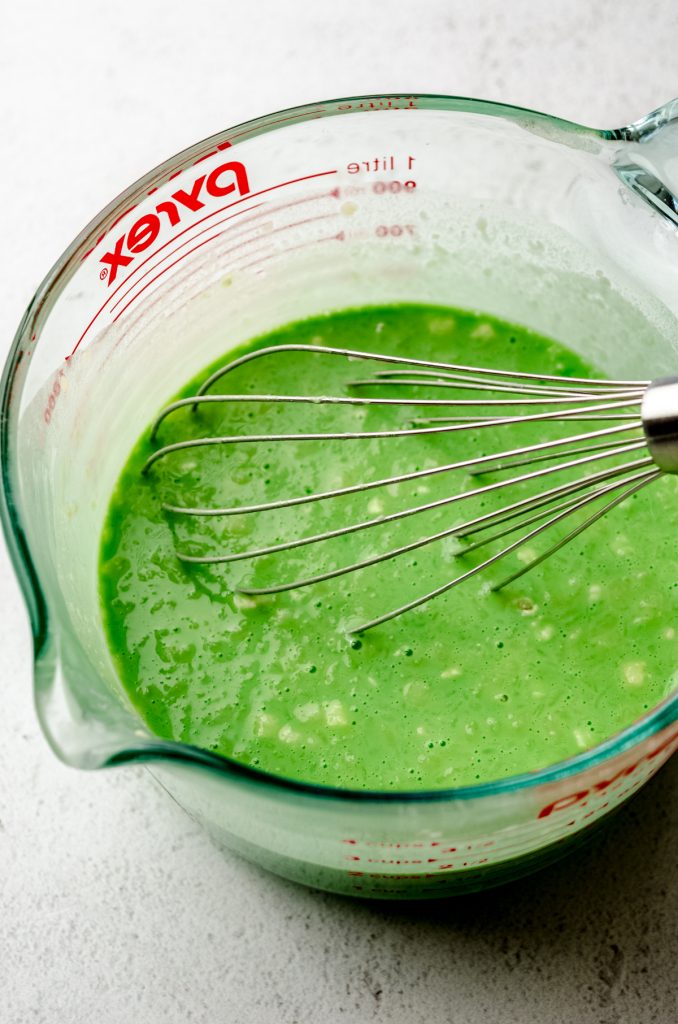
[2,1,677,1021]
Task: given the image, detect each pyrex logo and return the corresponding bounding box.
[537,724,678,819]
[99,160,250,285]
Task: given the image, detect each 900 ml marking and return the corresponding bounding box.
[372,180,416,193]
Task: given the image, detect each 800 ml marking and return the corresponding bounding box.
[375,224,415,237]
[43,368,65,425]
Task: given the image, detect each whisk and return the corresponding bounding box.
[142,345,678,632]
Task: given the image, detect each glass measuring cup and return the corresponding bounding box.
[3,94,678,899]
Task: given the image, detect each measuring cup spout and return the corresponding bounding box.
[611,98,678,227]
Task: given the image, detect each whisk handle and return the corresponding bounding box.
[642,376,678,473]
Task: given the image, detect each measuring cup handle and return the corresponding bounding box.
[611,98,678,228]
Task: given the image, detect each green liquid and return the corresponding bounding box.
[99,305,678,790]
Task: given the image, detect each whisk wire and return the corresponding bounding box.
[163,426,644,518]
[143,398,642,475]
[195,343,649,396]
[362,368,643,395]
[142,342,667,630]
[490,470,661,592]
[231,462,656,601]
[349,372,644,400]
[353,467,660,634]
[178,450,652,576]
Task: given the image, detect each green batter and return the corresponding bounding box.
[99,305,678,790]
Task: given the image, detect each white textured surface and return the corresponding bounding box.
[2,2,678,1021]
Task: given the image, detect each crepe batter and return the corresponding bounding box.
[99,305,678,790]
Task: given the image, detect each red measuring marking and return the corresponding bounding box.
[225,109,326,142]
[109,199,339,314]
[69,204,257,355]
[79,143,235,261]
[235,185,340,223]
[111,231,255,324]
[366,859,425,865]
[111,186,339,314]
[239,229,345,272]
[112,211,340,322]
[193,140,234,165]
[69,169,337,358]
[108,204,267,313]
[80,184,340,343]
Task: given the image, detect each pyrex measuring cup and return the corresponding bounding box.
[3,94,678,899]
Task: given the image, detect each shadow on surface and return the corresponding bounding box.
[306,756,678,1023]
[147,741,678,1024]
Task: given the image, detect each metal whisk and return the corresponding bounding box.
[142,345,678,632]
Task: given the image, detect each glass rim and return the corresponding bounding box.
[2,91,678,805]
